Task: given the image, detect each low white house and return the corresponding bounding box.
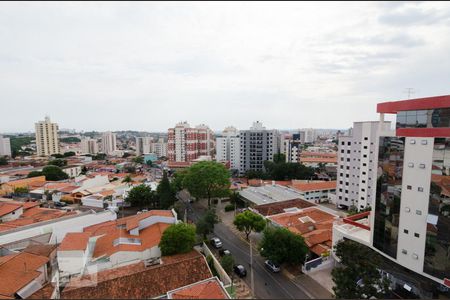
[57,232,92,277]
[0,202,23,222]
[62,165,82,178]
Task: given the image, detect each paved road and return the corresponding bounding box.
[185,199,311,299]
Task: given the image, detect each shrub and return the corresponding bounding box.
[224,203,235,212]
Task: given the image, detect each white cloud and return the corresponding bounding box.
[0,1,449,133]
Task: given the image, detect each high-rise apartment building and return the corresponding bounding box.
[284,133,303,163]
[35,116,60,156]
[336,121,391,211]
[216,126,240,171]
[167,122,214,162]
[372,95,450,288]
[135,137,153,156]
[151,138,168,158]
[0,135,11,157]
[101,132,117,155]
[333,95,450,297]
[239,121,279,175]
[81,138,99,154]
[301,128,316,143]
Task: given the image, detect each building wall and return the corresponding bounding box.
[35,117,60,156]
[215,127,240,171]
[0,135,11,157]
[0,207,23,222]
[57,249,87,276]
[336,121,391,210]
[101,132,117,155]
[168,122,214,162]
[81,138,99,154]
[63,166,82,178]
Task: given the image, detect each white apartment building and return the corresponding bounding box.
[301,128,316,143]
[135,137,153,156]
[151,138,168,158]
[333,95,450,298]
[81,138,99,155]
[239,121,279,176]
[216,126,240,171]
[35,116,60,156]
[284,133,303,163]
[0,135,11,157]
[101,132,117,155]
[335,121,391,211]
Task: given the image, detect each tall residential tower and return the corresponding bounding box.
[35,116,60,156]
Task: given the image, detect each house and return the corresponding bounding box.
[0,202,23,222]
[252,198,316,216]
[60,250,213,299]
[166,276,230,299]
[289,180,337,203]
[62,165,82,178]
[57,210,177,277]
[0,252,49,299]
[267,207,338,257]
[0,176,46,195]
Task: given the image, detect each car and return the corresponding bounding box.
[210,237,222,249]
[219,249,231,256]
[54,201,67,207]
[265,260,281,273]
[233,264,247,277]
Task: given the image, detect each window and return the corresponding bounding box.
[407,185,412,190]
[416,210,422,215]
[408,162,414,168]
[421,140,428,145]
[404,229,409,234]
[402,249,408,255]
[364,146,368,149]
[414,233,420,238]
[348,142,351,146]
[419,164,426,169]
[364,137,368,140]
[347,150,351,154]
[418,187,424,192]
[410,139,416,144]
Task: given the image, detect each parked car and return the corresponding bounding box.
[264,260,281,273]
[219,249,231,256]
[54,201,67,207]
[233,264,247,277]
[210,237,223,249]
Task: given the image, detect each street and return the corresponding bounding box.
[185,198,312,299]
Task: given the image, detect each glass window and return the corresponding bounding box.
[374,137,404,259]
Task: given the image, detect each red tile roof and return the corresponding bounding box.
[253,199,316,216]
[0,252,49,298]
[300,157,337,164]
[59,232,91,251]
[0,203,21,217]
[61,251,212,299]
[169,277,229,299]
[289,180,336,192]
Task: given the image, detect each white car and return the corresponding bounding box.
[210,237,223,249]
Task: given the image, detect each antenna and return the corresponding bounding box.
[404,88,415,99]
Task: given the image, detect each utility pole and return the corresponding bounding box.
[404,88,415,99]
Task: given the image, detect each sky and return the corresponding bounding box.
[1,1,450,133]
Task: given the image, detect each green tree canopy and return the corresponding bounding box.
[122,175,133,185]
[182,161,231,207]
[221,254,235,274]
[51,153,64,159]
[195,209,219,239]
[171,169,188,192]
[133,156,144,164]
[60,137,81,143]
[47,159,67,167]
[273,153,286,164]
[332,239,390,299]
[159,223,196,256]
[259,227,308,265]
[92,153,107,160]
[157,171,176,209]
[0,156,8,165]
[125,184,159,208]
[63,151,76,157]
[233,210,266,240]
[27,171,44,178]
[41,165,69,181]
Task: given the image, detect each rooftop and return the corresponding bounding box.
[58,232,91,251]
[239,184,303,206]
[168,277,230,299]
[0,252,49,298]
[253,199,316,216]
[289,180,337,192]
[61,250,212,299]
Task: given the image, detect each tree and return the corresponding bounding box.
[81,166,88,175]
[122,175,133,186]
[332,239,390,299]
[157,171,176,209]
[221,254,235,274]
[122,152,131,158]
[195,209,219,239]
[92,153,107,160]
[0,156,8,165]
[27,171,44,178]
[159,223,196,256]
[51,153,64,159]
[60,137,81,143]
[47,159,67,167]
[125,184,159,208]
[63,151,76,157]
[146,160,153,167]
[259,227,308,265]
[273,153,286,164]
[41,165,69,181]
[124,165,136,173]
[233,210,266,240]
[133,156,144,164]
[14,186,29,194]
[171,169,187,192]
[182,161,231,208]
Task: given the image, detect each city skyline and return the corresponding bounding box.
[1,2,449,132]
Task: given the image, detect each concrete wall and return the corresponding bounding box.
[0,206,23,222]
[57,249,87,276]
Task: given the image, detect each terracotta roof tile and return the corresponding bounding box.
[23,244,57,257]
[0,203,21,217]
[169,278,229,299]
[0,252,49,298]
[254,199,316,216]
[289,181,336,192]
[61,251,212,299]
[59,232,90,251]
